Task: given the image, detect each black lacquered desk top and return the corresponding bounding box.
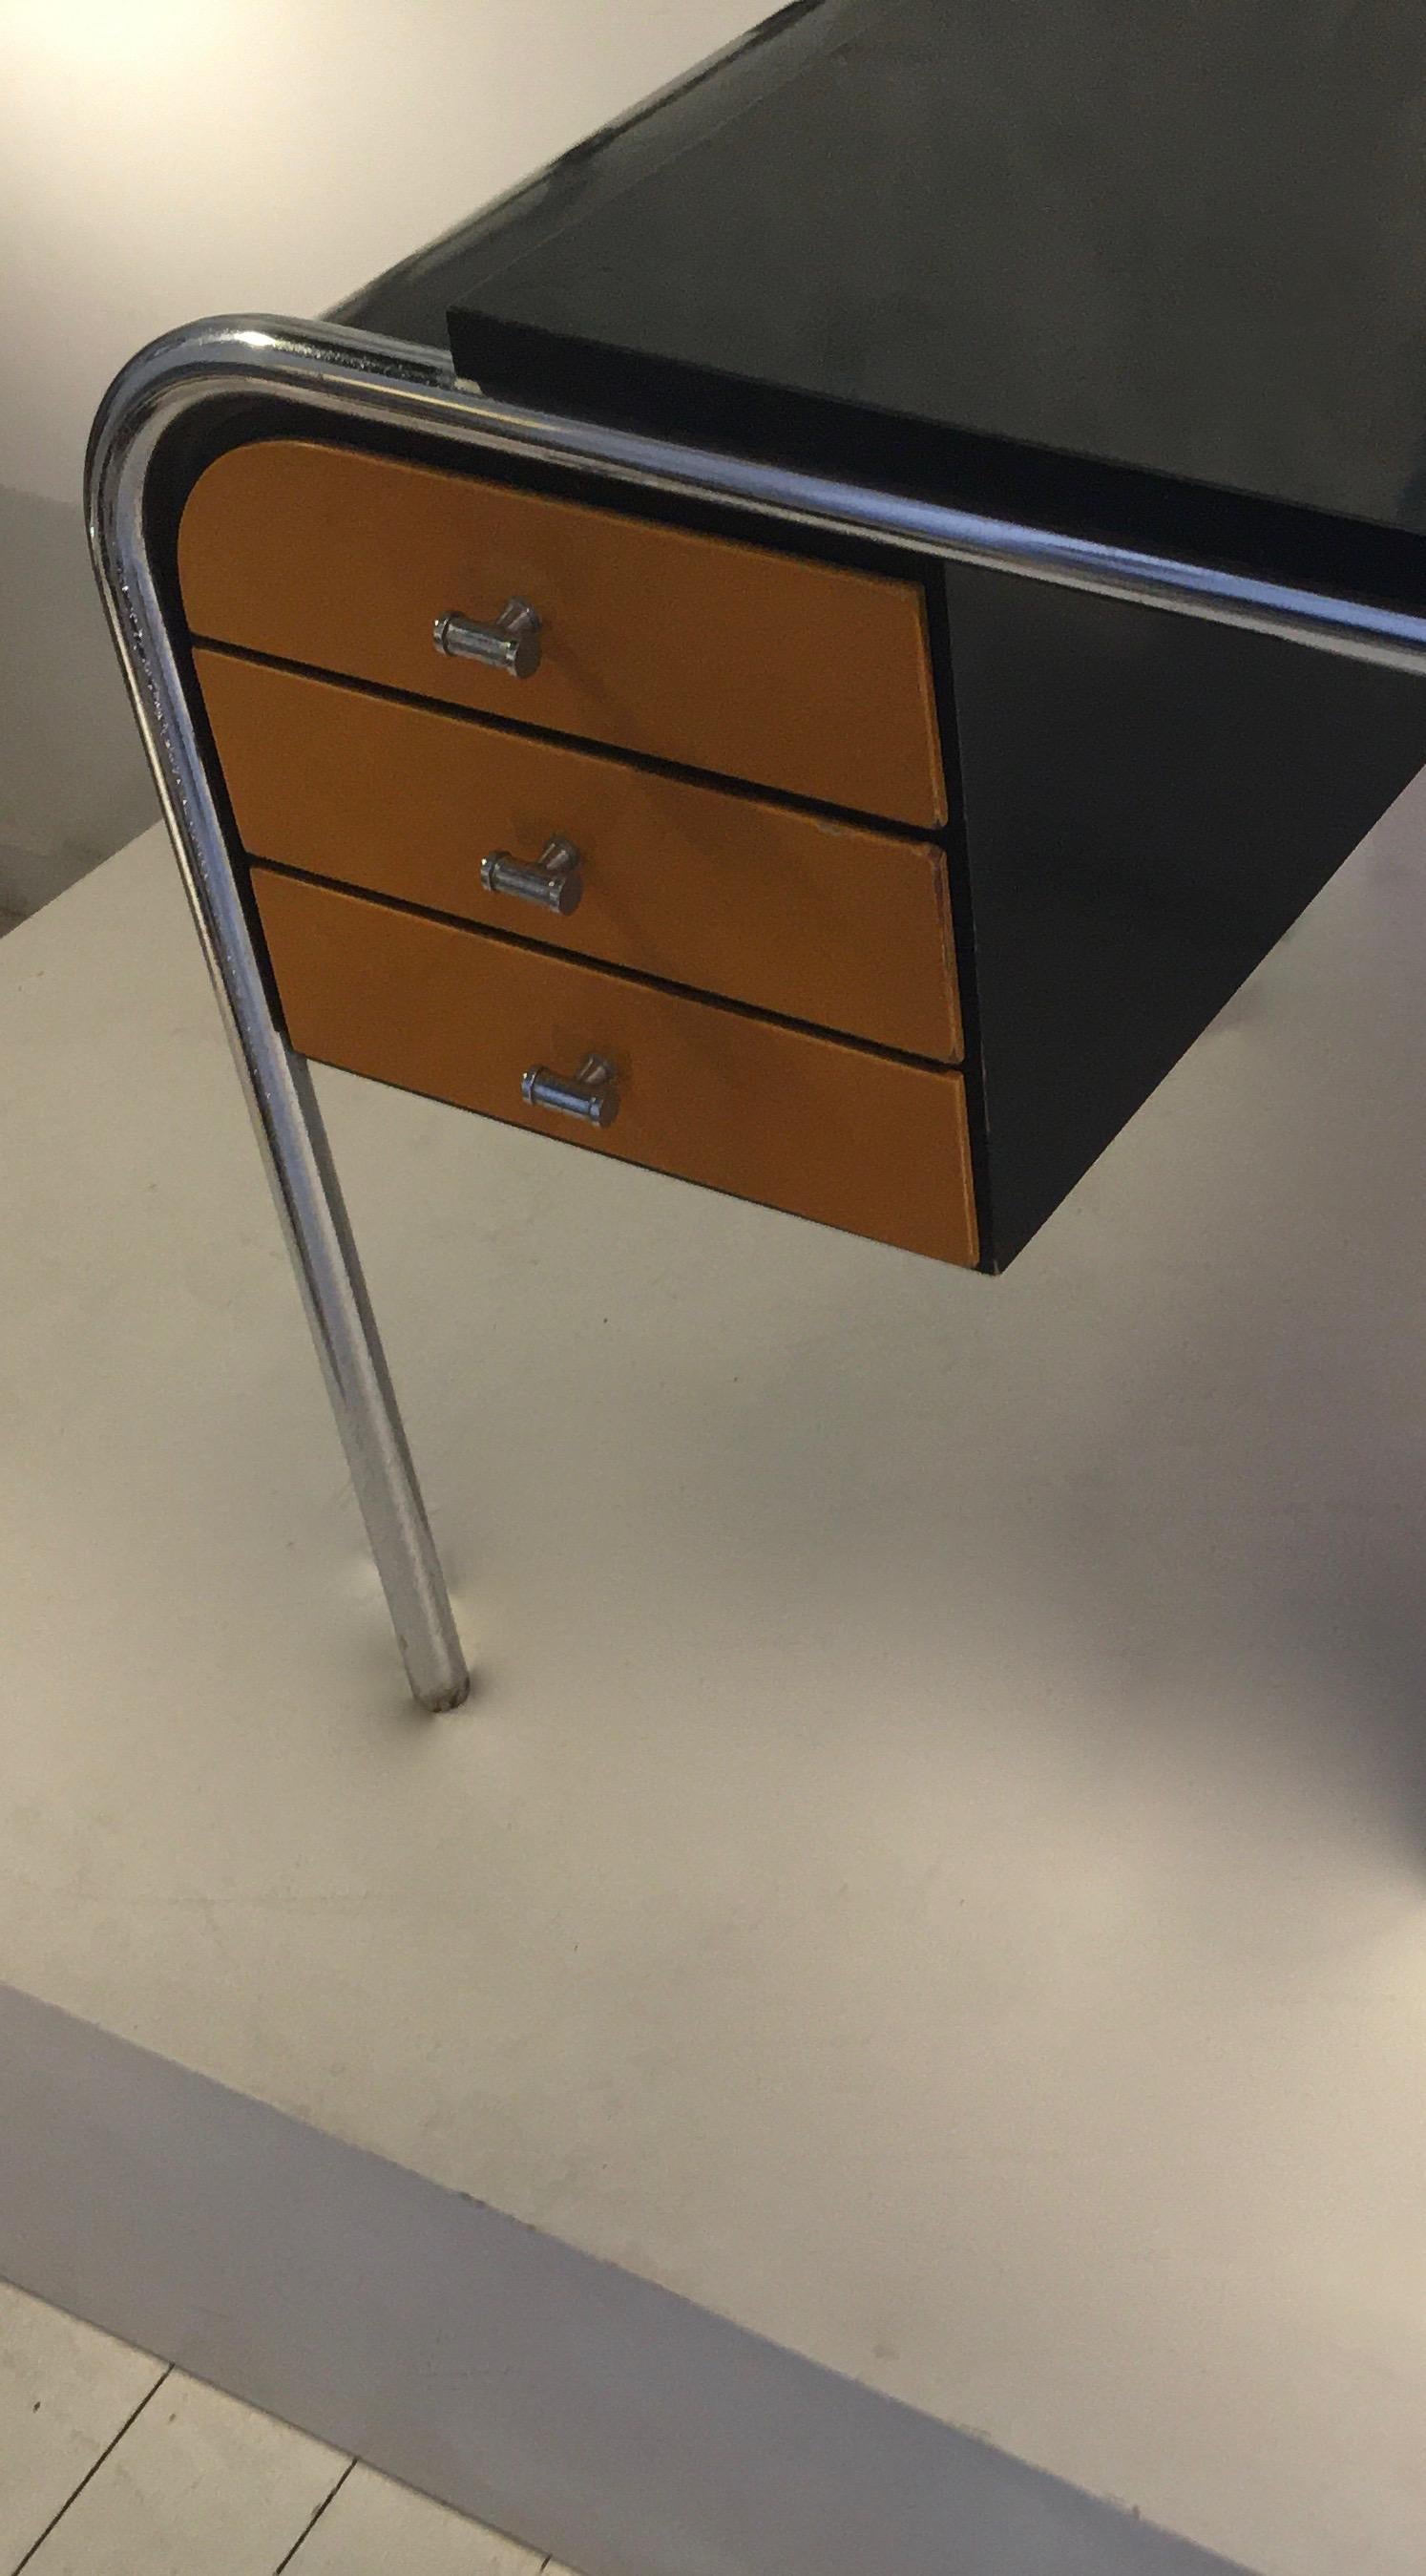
[346,0,1426,597]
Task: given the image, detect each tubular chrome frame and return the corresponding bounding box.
[86,314,1426,1709]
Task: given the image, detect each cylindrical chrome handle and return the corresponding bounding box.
[433,597,543,679]
[481,836,583,916]
[521,1053,619,1128]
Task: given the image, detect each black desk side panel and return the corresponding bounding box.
[946,567,1426,1269]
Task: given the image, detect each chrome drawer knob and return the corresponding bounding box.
[481,836,583,916]
[432,597,543,679]
[521,1053,619,1128]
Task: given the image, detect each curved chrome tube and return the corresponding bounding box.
[84,312,1426,1711]
[87,321,472,1713]
[90,315,1426,674]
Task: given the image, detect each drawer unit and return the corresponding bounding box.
[253,868,979,1267]
[199,649,962,1062]
[178,437,949,826]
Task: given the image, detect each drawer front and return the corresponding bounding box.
[179,439,948,828]
[200,650,962,1062]
[253,870,978,1266]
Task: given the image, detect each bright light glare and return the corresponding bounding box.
[5,0,217,74]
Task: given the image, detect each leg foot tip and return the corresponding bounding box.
[417,1670,472,1715]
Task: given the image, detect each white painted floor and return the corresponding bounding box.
[0,2279,569,2576]
[7,798,1426,2574]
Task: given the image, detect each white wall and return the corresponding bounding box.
[0,0,769,909]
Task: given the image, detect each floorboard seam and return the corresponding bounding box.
[7,2363,173,2575]
[269,2456,357,2574]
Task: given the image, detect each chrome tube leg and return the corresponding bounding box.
[180,889,468,1712]
[267,1055,470,1713]
[182,894,468,1711]
[87,355,470,1714]
[179,880,468,1710]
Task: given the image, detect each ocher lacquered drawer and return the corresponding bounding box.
[201,650,962,1062]
[253,869,978,1266]
[179,439,948,827]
